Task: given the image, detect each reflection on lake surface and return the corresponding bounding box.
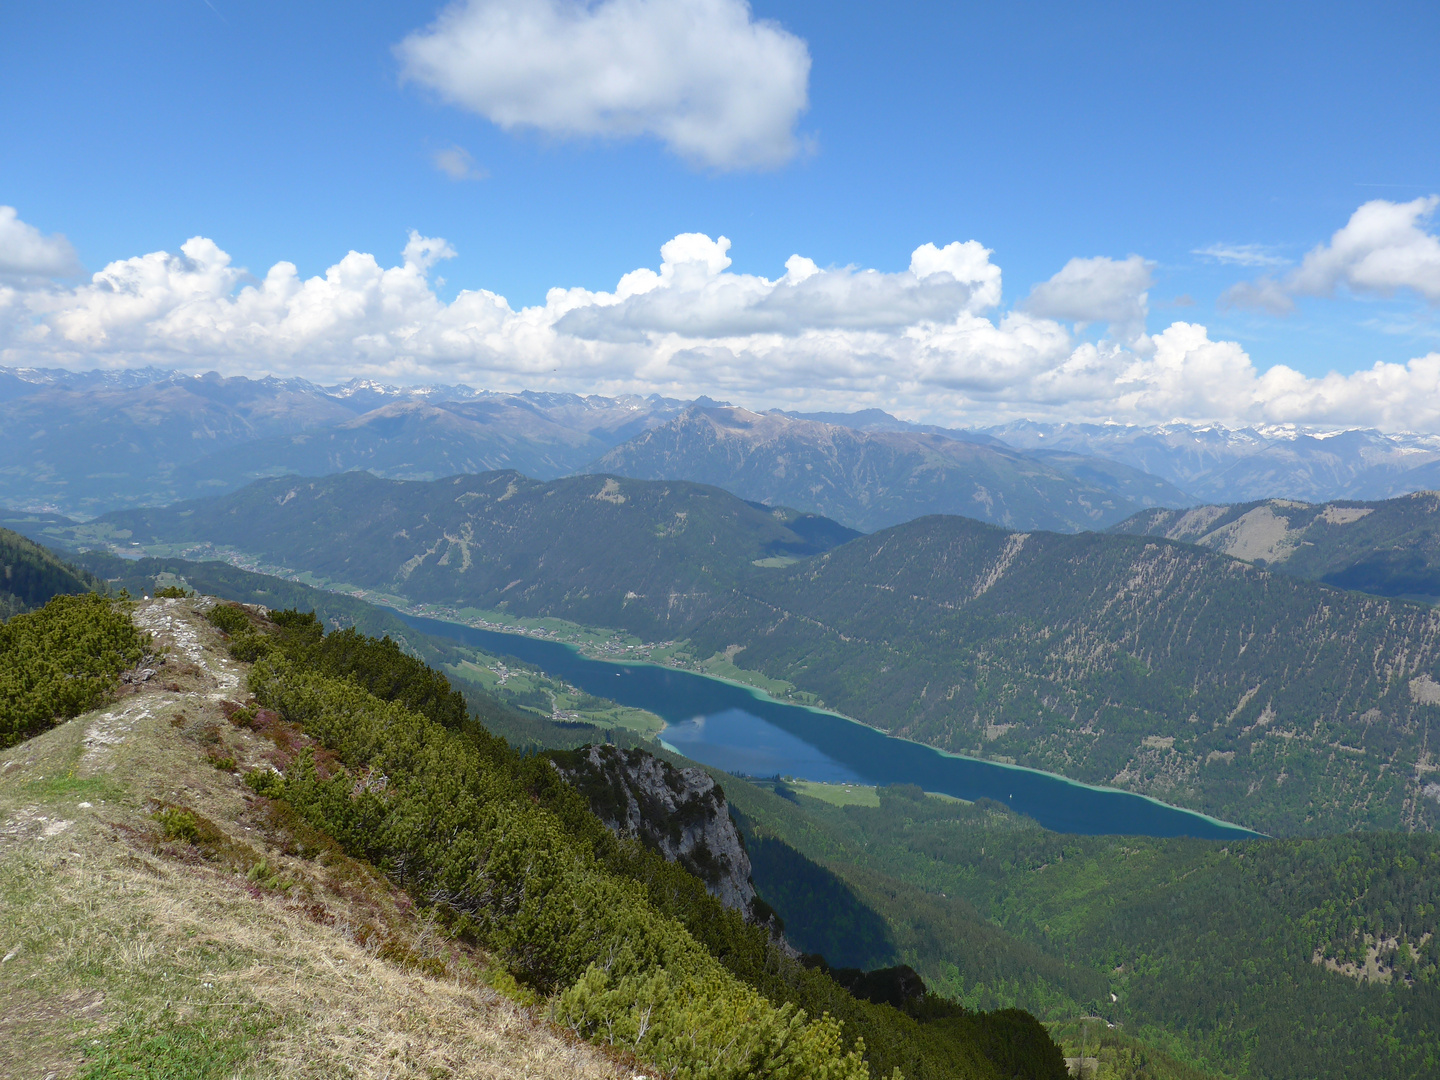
[399,612,1258,840]
[660,708,867,783]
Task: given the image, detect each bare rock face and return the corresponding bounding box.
[554,744,760,919]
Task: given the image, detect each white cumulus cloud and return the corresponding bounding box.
[0,206,83,282]
[8,217,1440,433]
[553,236,1004,340]
[1225,197,1440,314]
[396,0,811,171]
[1021,254,1153,347]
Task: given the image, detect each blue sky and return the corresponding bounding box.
[2,0,1439,428]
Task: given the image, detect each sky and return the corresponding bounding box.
[2,0,1439,429]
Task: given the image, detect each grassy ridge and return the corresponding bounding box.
[0,601,632,1079]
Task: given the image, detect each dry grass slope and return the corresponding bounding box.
[0,598,632,1080]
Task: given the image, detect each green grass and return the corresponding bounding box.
[77,1005,275,1080]
[787,780,969,809]
[23,771,129,803]
[789,780,882,807]
[692,650,815,701]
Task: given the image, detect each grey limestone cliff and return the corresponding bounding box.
[553,744,762,919]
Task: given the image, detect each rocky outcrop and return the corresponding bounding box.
[553,744,762,920]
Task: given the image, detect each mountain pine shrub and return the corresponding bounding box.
[0,592,149,748]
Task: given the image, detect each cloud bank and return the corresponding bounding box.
[5,203,1440,431]
[396,0,811,171]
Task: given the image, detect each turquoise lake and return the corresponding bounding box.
[401,613,1258,840]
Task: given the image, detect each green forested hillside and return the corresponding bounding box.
[724,780,1440,1079]
[1112,491,1440,601]
[38,474,1440,834]
[0,526,100,618]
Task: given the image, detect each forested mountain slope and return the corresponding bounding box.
[727,779,1440,1080]
[688,517,1440,834]
[80,471,858,637]
[1112,491,1440,601]
[587,405,1187,533]
[0,526,99,619]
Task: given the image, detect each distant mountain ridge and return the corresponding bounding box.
[986,420,1440,504]
[9,364,1440,525]
[79,470,859,638]
[0,365,687,515]
[586,405,1190,533]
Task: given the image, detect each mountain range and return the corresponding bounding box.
[9,365,1440,532]
[586,405,1190,532]
[0,365,689,514]
[27,468,1440,836]
[988,420,1440,504]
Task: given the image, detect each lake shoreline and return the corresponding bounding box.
[397,608,1263,840]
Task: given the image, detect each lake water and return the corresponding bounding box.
[400,613,1258,840]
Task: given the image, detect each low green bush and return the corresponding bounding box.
[206,604,250,635]
[0,593,149,749]
[154,807,200,843]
